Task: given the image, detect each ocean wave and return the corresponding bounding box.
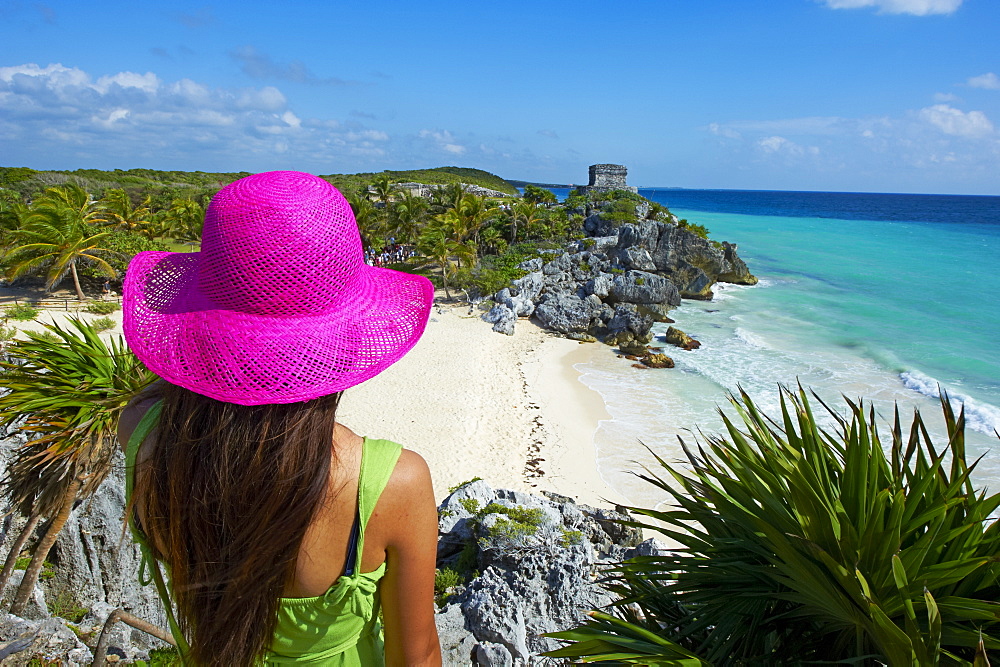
[900,371,1000,436]
[734,327,770,350]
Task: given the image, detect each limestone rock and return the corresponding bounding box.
[482,304,516,336]
[533,293,600,334]
[517,258,543,273]
[618,341,648,357]
[663,326,701,351]
[607,303,654,338]
[0,615,93,666]
[435,603,477,665]
[609,270,681,307]
[640,353,675,369]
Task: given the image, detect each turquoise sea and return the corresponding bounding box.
[557,188,1000,508]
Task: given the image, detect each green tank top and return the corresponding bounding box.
[125,401,402,665]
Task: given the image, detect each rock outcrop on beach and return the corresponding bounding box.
[433,479,660,665]
[487,214,757,346]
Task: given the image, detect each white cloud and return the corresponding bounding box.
[933,92,960,102]
[821,0,962,15]
[94,71,160,94]
[918,104,994,138]
[708,122,741,139]
[418,129,467,155]
[758,136,795,154]
[967,73,1000,90]
[0,62,400,172]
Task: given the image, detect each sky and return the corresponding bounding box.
[1,0,998,195]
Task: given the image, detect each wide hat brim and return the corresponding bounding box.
[123,250,434,405]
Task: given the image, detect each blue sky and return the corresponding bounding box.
[1,0,998,194]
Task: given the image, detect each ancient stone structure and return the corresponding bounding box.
[575,163,638,195]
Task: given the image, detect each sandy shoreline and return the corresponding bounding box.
[339,300,624,507]
[1,287,622,508]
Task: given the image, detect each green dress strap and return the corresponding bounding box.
[124,399,192,661]
[354,438,402,573]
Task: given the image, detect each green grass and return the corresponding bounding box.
[448,477,483,494]
[321,166,518,196]
[88,316,116,332]
[84,301,120,315]
[47,589,88,623]
[4,303,39,321]
[134,647,182,666]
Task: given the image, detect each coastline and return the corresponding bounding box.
[338,297,622,507]
[522,335,626,507]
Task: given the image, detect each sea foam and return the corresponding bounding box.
[901,370,1000,436]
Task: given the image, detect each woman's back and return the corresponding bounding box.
[120,394,441,665]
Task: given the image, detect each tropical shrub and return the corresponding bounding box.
[0,318,156,615]
[84,301,120,314]
[89,316,115,332]
[546,386,1000,665]
[4,303,39,321]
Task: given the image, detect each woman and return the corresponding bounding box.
[117,171,442,665]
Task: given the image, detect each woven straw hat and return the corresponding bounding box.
[123,171,433,405]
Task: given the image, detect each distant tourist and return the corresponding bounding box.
[118,172,441,665]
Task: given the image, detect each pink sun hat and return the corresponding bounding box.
[123,171,434,405]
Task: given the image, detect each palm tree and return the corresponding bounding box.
[429,182,465,216]
[508,200,543,245]
[5,186,119,300]
[388,190,429,245]
[417,214,474,299]
[0,319,156,615]
[369,175,396,209]
[163,198,205,249]
[454,194,497,249]
[478,225,508,257]
[347,190,384,252]
[0,191,27,263]
[102,188,152,235]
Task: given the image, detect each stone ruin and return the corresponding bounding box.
[575,164,638,195]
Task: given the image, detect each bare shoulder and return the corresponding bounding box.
[387,449,432,491]
[376,448,435,546]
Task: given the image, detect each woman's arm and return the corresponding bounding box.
[378,449,442,666]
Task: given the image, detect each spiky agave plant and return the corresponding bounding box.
[546,386,1000,666]
[0,318,156,615]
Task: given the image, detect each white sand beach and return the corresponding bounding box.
[1,288,624,508]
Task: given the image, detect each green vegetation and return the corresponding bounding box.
[434,567,463,606]
[89,316,116,332]
[546,387,1000,665]
[448,477,483,494]
[84,301,120,315]
[522,183,558,205]
[47,589,88,622]
[322,166,518,197]
[135,647,182,666]
[676,217,711,239]
[4,303,39,321]
[559,528,583,548]
[0,318,156,616]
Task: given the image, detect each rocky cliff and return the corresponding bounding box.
[486,214,757,348]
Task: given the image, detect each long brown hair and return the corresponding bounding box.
[130,382,342,666]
